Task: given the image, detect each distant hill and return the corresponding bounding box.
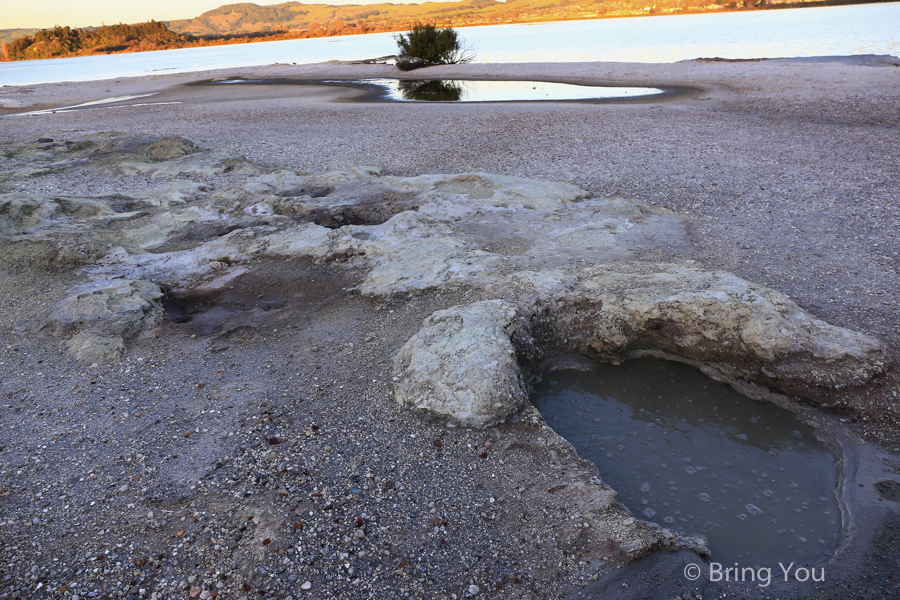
[165,0,508,37]
[2,22,189,61]
[0,29,40,45]
[164,0,843,38]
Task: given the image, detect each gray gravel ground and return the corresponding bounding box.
[1,58,899,599]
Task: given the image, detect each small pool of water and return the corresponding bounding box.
[362,78,664,102]
[199,77,667,102]
[530,357,840,566]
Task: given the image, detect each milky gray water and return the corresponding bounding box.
[530,357,840,566]
[1,3,898,86]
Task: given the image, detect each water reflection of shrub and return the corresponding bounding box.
[397,79,466,101]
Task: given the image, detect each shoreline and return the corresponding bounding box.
[3,54,898,111]
[1,57,899,599]
[3,1,899,87]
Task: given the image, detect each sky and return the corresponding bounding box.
[1,0,431,29]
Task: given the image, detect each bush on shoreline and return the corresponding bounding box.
[395,24,472,71]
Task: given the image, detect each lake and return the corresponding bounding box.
[1,2,898,86]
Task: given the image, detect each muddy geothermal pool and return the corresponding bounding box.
[531,357,840,566]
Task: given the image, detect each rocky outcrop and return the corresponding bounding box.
[1,134,885,574]
[392,264,885,427]
[4,135,884,397]
[393,300,526,428]
[19,278,164,363]
[558,265,885,396]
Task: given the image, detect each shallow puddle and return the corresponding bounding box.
[363,78,663,102]
[198,77,668,103]
[530,357,840,566]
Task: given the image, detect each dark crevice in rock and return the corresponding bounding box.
[145,222,249,254]
[308,202,419,229]
[274,185,334,198]
[161,258,357,336]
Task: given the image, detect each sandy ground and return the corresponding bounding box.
[1,57,899,600]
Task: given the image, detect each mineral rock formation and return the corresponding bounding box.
[2,134,884,570]
[19,278,164,363]
[5,135,883,408]
[560,265,885,396]
[393,300,526,428]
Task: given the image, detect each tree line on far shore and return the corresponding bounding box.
[1,21,190,61]
[0,21,325,62]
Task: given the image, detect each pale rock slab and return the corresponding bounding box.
[393,300,526,428]
[65,331,127,365]
[21,278,164,362]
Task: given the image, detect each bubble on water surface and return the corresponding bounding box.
[746,504,763,516]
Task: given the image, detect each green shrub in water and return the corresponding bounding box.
[395,24,472,71]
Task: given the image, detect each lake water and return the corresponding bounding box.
[1,3,898,86]
[531,357,840,566]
